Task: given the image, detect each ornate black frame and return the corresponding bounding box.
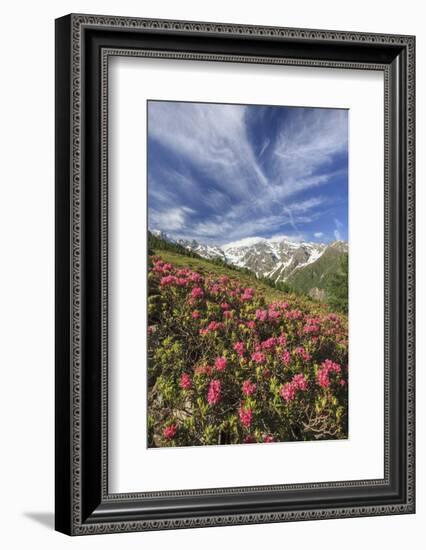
[55,14,415,535]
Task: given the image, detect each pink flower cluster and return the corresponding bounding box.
[239,406,253,428]
[277,333,287,346]
[285,309,303,320]
[281,350,291,366]
[191,287,204,299]
[199,320,223,335]
[255,306,284,323]
[316,359,342,388]
[152,260,172,274]
[207,379,221,405]
[160,274,179,287]
[233,341,245,357]
[280,373,309,402]
[241,287,255,301]
[214,356,227,371]
[163,424,177,439]
[268,308,281,321]
[294,346,311,362]
[255,309,268,322]
[261,337,277,351]
[251,351,266,364]
[179,372,192,390]
[242,380,256,396]
[152,259,205,291]
[303,317,321,334]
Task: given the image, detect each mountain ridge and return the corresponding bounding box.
[150,229,347,291]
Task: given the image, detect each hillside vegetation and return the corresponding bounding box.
[287,247,346,294]
[151,249,299,304]
[149,231,348,312]
[147,252,348,448]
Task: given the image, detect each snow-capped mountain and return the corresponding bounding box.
[150,229,348,284]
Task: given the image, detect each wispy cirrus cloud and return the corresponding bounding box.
[148,101,348,245]
[333,218,345,241]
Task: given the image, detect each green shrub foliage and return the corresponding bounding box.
[148,255,348,447]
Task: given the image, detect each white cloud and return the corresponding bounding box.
[314,232,324,238]
[333,218,344,241]
[148,101,268,200]
[149,206,194,232]
[148,102,347,245]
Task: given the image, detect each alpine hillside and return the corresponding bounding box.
[149,230,348,300]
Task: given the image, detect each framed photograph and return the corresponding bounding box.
[55,14,415,535]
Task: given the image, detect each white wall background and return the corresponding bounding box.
[0,0,423,548]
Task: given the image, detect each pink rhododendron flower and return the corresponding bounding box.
[160,275,177,286]
[241,287,255,301]
[233,341,245,356]
[153,260,173,274]
[207,379,221,405]
[303,317,320,334]
[281,373,308,402]
[242,380,257,396]
[280,382,297,401]
[191,310,200,319]
[295,346,311,362]
[209,283,221,294]
[292,373,309,391]
[191,287,204,299]
[163,424,177,439]
[188,272,202,283]
[261,337,277,351]
[263,434,275,443]
[286,309,303,320]
[199,321,223,335]
[281,350,291,366]
[251,351,266,364]
[239,406,253,428]
[214,356,227,371]
[317,359,341,388]
[267,309,281,321]
[255,309,268,321]
[179,372,192,390]
[223,310,234,319]
[243,435,256,443]
[278,334,287,346]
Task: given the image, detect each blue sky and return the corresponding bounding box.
[147,100,348,246]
